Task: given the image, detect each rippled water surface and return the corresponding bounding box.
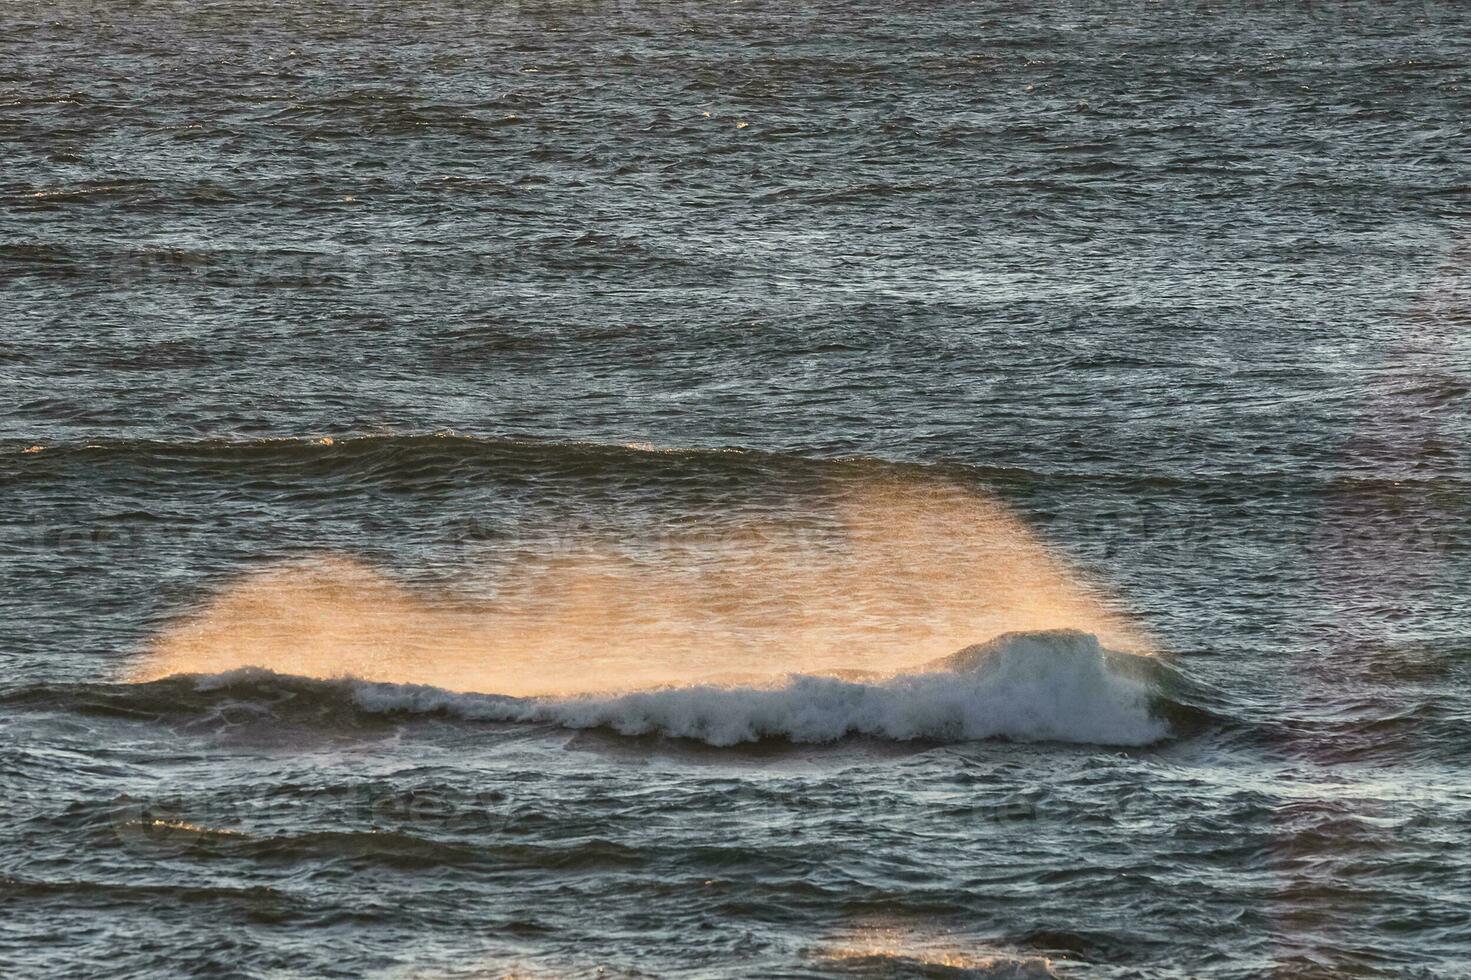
[3,1,1470,977]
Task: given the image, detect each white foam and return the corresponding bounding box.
[342,629,1169,747]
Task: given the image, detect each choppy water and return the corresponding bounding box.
[4,1,1471,977]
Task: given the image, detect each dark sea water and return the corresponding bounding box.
[4,1,1471,976]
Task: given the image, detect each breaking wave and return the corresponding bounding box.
[174,629,1177,747]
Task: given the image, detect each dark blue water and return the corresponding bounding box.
[3,1,1470,976]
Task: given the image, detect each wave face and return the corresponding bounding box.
[198,629,1171,747]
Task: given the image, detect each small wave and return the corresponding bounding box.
[174,630,1175,747]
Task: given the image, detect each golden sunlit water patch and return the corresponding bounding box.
[815,922,1060,978]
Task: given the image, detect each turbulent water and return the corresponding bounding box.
[4,1,1471,977]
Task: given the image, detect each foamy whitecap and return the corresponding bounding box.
[337,629,1169,747]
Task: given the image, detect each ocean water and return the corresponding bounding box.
[3,1,1471,976]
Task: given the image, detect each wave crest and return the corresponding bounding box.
[221,629,1172,747]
